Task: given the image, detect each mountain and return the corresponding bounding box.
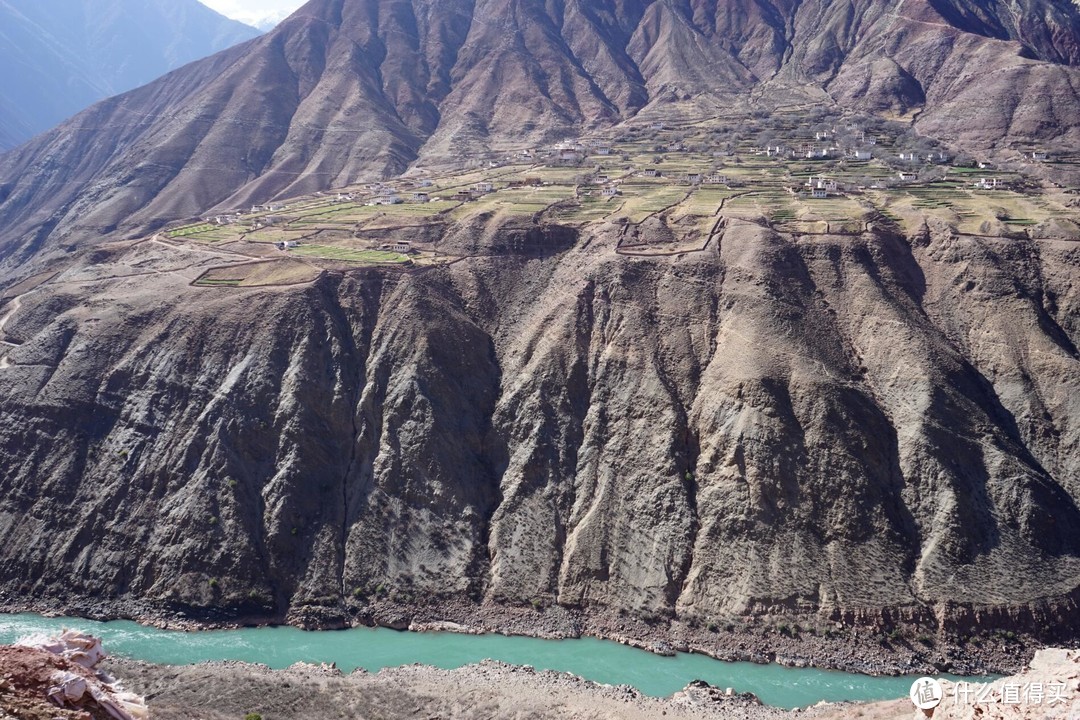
[0,0,1079,669]
[0,208,1078,666]
[0,0,261,152]
[1,0,1080,268]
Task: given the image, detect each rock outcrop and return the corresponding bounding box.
[0,216,1076,650]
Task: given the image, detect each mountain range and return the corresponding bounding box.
[0,0,1078,668]
[0,0,260,152]
[1,0,1080,269]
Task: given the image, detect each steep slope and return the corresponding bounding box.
[0,218,1077,654]
[0,0,261,151]
[2,0,1080,267]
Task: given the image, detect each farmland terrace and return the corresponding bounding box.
[29,107,1069,291]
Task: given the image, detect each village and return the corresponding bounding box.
[162,107,1080,286]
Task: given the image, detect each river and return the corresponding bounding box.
[0,613,960,710]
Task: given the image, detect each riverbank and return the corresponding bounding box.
[106,657,820,720]
[99,647,1080,720]
[0,593,1035,677]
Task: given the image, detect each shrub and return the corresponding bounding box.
[244,714,263,720]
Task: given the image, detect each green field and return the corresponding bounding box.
[609,183,689,223]
[291,245,410,263]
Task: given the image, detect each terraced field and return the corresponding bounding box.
[608,182,690,223]
[290,245,410,263]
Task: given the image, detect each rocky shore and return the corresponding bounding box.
[108,658,806,720]
[1,627,1074,719]
[99,647,1080,720]
[0,592,1036,677]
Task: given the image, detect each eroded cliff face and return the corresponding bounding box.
[0,220,1077,640]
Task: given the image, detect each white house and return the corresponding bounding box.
[595,146,613,156]
[898,152,918,162]
[411,192,431,203]
[554,150,583,165]
[897,172,918,182]
[807,176,838,192]
[704,173,729,185]
[650,121,665,130]
[474,181,494,193]
[602,186,620,197]
[975,177,1002,189]
[684,173,702,184]
[1032,151,1049,161]
[810,187,828,199]
[641,168,660,177]
[370,194,403,205]
[277,240,300,250]
[853,150,873,160]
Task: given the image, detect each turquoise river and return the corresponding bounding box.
[0,613,965,710]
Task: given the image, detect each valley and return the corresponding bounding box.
[0,0,1079,689]
[0,103,1077,678]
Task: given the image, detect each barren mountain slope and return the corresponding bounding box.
[0,217,1076,651]
[2,0,1080,266]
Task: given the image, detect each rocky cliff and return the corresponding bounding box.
[0,215,1077,653]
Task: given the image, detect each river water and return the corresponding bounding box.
[0,612,957,709]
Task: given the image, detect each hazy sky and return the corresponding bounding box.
[199,0,306,27]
